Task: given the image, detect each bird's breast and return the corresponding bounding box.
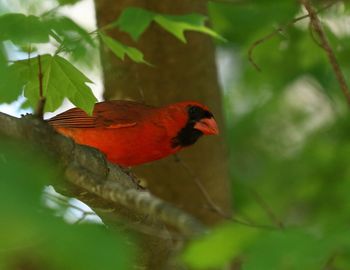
[56,122,181,167]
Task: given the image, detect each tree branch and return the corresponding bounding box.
[0,112,206,237]
[35,54,46,119]
[248,1,337,72]
[248,13,310,72]
[300,0,350,106]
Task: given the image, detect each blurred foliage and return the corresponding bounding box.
[183,0,350,269]
[0,13,51,44]
[183,222,350,269]
[182,223,258,269]
[0,139,134,270]
[0,11,98,114]
[0,43,24,103]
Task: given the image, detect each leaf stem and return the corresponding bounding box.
[35,54,46,119]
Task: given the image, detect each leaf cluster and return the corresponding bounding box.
[0,5,222,115]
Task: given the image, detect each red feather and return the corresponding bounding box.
[48,100,217,166]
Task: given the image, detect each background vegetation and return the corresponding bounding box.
[1,0,350,269]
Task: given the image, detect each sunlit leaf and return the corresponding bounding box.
[114,7,225,43]
[13,54,96,114]
[52,55,96,113]
[154,13,226,43]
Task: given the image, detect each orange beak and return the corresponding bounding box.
[194,117,219,135]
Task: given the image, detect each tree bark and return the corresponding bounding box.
[0,113,206,236]
[94,0,231,268]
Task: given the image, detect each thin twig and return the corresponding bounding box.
[74,212,94,224]
[173,154,231,218]
[249,188,284,229]
[232,220,277,230]
[135,70,146,104]
[35,55,46,119]
[44,191,96,215]
[45,191,182,238]
[301,0,350,106]
[54,26,103,56]
[248,14,309,72]
[44,192,97,224]
[248,1,337,71]
[174,155,281,230]
[41,5,60,17]
[323,251,340,270]
[38,55,43,101]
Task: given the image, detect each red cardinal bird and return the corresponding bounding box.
[48,100,219,167]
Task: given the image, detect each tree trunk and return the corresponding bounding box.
[94,0,231,268]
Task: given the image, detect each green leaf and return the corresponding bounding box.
[182,224,258,269]
[0,13,51,45]
[14,54,96,114]
[99,33,150,64]
[0,12,95,64]
[0,46,28,103]
[53,55,96,114]
[57,0,82,5]
[154,13,226,43]
[47,16,96,64]
[48,16,95,47]
[113,7,155,41]
[114,7,225,43]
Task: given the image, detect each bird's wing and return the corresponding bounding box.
[47,100,155,129]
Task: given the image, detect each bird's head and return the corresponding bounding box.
[166,101,219,148]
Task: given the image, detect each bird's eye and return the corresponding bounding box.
[188,106,203,120]
[188,105,213,121]
[188,106,201,114]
